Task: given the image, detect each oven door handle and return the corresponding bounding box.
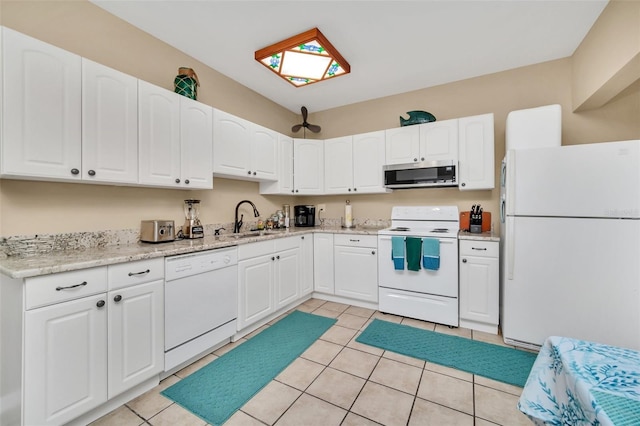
[378,236,456,243]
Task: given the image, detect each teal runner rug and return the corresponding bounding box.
[162,310,336,425]
[356,319,537,387]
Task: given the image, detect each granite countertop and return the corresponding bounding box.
[0,225,385,279]
[458,230,500,242]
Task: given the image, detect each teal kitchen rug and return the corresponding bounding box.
[162,310,336,425]
[356,319,537,387]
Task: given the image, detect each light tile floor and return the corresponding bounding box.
[91,298,535,426]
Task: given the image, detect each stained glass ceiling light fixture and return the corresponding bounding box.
[255,27,350,87]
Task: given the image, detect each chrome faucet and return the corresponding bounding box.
[234,200,260,233]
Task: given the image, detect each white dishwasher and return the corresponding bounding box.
[164,247,238,371]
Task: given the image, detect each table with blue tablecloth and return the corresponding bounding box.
[519,336,640,425]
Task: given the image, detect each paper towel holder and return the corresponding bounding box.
[342,200,355,229]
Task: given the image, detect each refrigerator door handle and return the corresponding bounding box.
[505,150,515,215]
[500,159,506,188]
[500,195,506,224]
[506,218,515,280]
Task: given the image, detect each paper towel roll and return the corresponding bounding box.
[345,203,353,227]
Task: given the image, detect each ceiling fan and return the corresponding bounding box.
[291,106,321,137]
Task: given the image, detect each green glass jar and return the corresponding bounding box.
[174,67,199,100]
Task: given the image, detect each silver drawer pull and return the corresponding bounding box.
[56,281,88,291]
[128,269,150,277]
[472,247,487,251]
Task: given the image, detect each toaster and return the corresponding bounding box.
[140,220,176,243]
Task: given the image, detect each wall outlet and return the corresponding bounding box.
[317,204,326,213]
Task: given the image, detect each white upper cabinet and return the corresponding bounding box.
[259,133,293,195]
[213,109,277,181]
[138,81,212,189]
[293,138,324,194]
[213,109,251,177]
[180,96,213,189]
[385,119,458,165]
[1,27,82,181]
[82,59,138,185]
[352,130,387,193]
[138,80,181,187]
[324,136,353,194]
[458,113,495,190]
[385,125,419,165]
[324,131,387,194]
[419,118,458,162]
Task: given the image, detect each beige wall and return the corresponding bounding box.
[571,0,640,111]
[1,0,639,237]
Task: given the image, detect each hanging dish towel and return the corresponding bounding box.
[406,237,422,271]
[391,236,405,270]
[422,238,440,270]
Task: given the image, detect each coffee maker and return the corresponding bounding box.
[183,199,204,239]
[294,205,316,227]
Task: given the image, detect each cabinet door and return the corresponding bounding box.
[293,138,324,194]
[1,27,82,180]
[138,81,181,187]
[238,255,275,330]
[334,245,378,302]
[419,118,458,162]
[82,58,138,184]
[213,109,251,177]
[313,233,334,293]
[24,294,108,426]
[352,130,387,193]
[259,133,293,194]
[458,113,495,191]
[180,97,213,189]
[251,124,278,180]
[324,136,354,194]
[300,234,314,296]
[275,247,300,309]
[459,254,499,326]
[108,280,164,399]
[384,126,419,165]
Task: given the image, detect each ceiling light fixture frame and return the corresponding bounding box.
[255,27,351,88]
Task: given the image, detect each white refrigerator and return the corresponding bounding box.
[500,140,640,350]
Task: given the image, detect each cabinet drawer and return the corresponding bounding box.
[459,240,498,258]
[275,235,301,252]
[108,258,164,290]
[25,266,108,309]
[334,234,377,248]
[238,240,275,260]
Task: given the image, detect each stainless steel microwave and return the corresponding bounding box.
[383,160,457,189]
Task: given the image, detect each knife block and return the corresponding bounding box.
[460,211,491,233]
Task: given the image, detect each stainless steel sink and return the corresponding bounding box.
[232,231,264,239]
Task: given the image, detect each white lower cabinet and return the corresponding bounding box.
[314,233,378,304]
[334,235,378,302]
[1,258,164,426]
[24,293,108,426]
[107,280,164,399]
[313,233,334,294]
[237,236,304,331]
[300,234,314,296]
[459,239,499,334]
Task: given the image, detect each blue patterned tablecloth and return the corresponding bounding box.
[519,336,640,425]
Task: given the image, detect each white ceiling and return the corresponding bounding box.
[91,0,608,114]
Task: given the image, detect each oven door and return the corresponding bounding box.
[377,234,458,297]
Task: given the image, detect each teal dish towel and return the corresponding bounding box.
[406,237,422,271]
[391,236,405,270]
[422,238,440,270]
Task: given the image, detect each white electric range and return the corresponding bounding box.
[378,205,460,326]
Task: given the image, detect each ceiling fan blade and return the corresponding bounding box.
[301,106,308,122]
[291,124,303,132]
[307,124,322,133]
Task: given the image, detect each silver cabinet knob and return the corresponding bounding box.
[71,168,80,175]
[88,170,96,176]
